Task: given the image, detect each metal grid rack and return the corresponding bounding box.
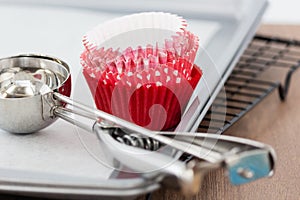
[197,35,300,134]
[177,35,300,164]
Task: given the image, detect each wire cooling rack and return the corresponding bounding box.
[197,35,300,134]
[176,35,300,164]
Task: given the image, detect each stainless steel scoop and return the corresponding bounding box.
[0,54,71,133]
[0,54,276,195]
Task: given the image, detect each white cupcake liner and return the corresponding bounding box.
[82,12,198,65]
[83,12,187,51]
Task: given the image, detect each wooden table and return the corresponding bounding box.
[1,25,300,200]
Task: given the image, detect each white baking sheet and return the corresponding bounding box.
[0,4,221,180]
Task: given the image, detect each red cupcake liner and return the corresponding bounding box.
[83,60,202,131]
[81,45,196,80]
[81,12,202,130]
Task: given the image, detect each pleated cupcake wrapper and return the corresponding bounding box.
[81,12,202,130]
[80,47,120,73]
[165,30,199,65]
[82,57,200,91]
[83,12,187,51]
[83,61,202,131]
[82,12,198,65]
[81,41,196,80]
[82,30,198,68]
[82,32,198,70]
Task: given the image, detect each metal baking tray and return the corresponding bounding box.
[0,0,268,199]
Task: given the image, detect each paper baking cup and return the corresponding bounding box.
[166,30,199,66]
[81,47,120,73]
[81,12,202,130]
[82,12,198,64]
[83,12,186,50]
[83,60,202,131]
[81,45,195,79]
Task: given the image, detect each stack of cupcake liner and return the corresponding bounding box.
[81,12,202,131]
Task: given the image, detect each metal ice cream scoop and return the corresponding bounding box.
[0,54,276,195]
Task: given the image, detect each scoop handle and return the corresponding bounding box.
[51,93,208,195]
[52,92,225,162]
[52,92,276,186]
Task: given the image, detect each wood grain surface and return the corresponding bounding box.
[1,25,300,200]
